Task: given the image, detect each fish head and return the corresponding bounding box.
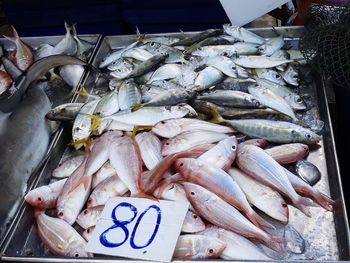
[145,42,161,53]
[76,208,92,227]
[57,207,76,225]
[182,182,209,204]
[285,94,306,110]
[83,226,95,241]
[24,189,46,208]
[258,44,267,56]
[66,240,92,257]
[223,24,237,35]
[219,136,238,157]
[174,158,192,176]
[169,105,190,117]
[203,237,227,258]
[184,210,206,232]
[277,199,289,224]
[152,119,182,137]
[17,58,32,71]
[292,128,321,144]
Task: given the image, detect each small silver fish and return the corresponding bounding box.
[118,79,141,110]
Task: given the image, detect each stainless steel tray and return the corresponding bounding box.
[0,34,102,248]
[1,27,349,262]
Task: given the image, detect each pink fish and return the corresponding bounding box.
[265,143,309,164]
[0,70,13,95]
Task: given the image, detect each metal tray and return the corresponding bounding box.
[0,34,102,247]
[1,27,349,262]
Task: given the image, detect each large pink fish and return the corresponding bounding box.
[4,26,33,70]
[175,158,273,229]
[183,183,283,252]
[265,143,309,164]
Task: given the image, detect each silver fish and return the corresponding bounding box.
[109,59,134,79]
[141,36,180,46]
[205,56,237,77]
[194,66,225,91]
[171,29,222,47]
[198,90,263,108]
[248,84,297,121]
[76,205,104,229]
[200,226,272,260]
[174,234,226,259]
[34,43,54,60]
[52,22,77,56]
[124,54,168,79]
[118,79,141,110]
[59,65,84,88]
[52,155,85,178]
[281,65,299,86]
[35,211,92,257]
[121,47,153,61]
[46,103,84,121]
[254,68,286,85]
[99,41,138,68]
[296,159,321,186]
[94,90,119,117]
[223,24,264,44]
[182,210,206,233]
[228,168,289,223]
[192,43,259,57]
[145,42,185,63]
[109,78,124,91]
[141,89,194,107]
[259,35,285,56]
[147,64,183,83]
[234,56,292,68]
[71,24,94,60]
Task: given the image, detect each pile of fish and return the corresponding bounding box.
[25,24,334,260]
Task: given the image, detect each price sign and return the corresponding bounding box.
[86,197,189,262]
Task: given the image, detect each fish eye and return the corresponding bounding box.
[231,66,235,70]
[282,203,287,208]
[150,42,155,47]
[160,121,165,124]
[117,69,121,72]
[291,130,297,135]
[179,162,184,167]
[293,76,298,80]
[58,211,64,217]
[37,197,42,202]
[306,134,312,139]
[83,210,88,215]
[198,47,202,51]
[231,145,236,150]
[222,52,229,56]
[112,61,117,65]
[190,191,195,195]
[208,248,214,255]
[193,214,198,219]
[87,228,91,233]
[165,142,170,145]
[296,98,302,103]
[276,74,281,79]
[74,253,79,257]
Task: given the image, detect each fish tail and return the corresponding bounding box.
[68,175,91,194]
[135,26,145,42]
[131,125,153,139]
[292,197,313,217]
[77,85,90,97]
[131,103,143,112]
[83,113,101,131]
[312,192,335,211]
[3,26,18,43]
[208,104,224,124]
[247,211,276,230]
[264,235,286,252]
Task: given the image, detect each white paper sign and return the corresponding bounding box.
[219,0,290,26]
[86,197,189,262]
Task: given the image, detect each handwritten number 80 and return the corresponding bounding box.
[100,202,161,249]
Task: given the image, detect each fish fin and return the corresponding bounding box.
[68,175,90,194]
[82,113,101,132]
[131,192,159,202]
[266,236,286,252]
[247,211,276,230]
[208,104,224,123]
[69,137,93,147]
[77,86,90,97]
[3,26,18,43]
[131,103,143,112]
[131,125,153,139]
[135,26,145,42]
[312,192,335,212]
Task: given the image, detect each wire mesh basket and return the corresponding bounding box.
[300,4,350,88]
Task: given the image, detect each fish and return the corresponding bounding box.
[147,64,183,83]
[161,130,229,156]
[0,86,51,240]
[108,135,146,197]
[192,43,259,57]
[0,70,13,95]
[72,100,99,148]
[135,132,162,170]
[92,161,117,189]
[193,66,225,91]
[296,160,321,186]
[139,89,194,108]
[258,35,285,56]
[46,103,84,121]
[173,234,226,259]
[35,210,92,257]
[141,144,213,194]
[24,179,67,209]
[152,118,234,138]
[171,29,223,47]
[144,42,185,64]
[192,100,278,119]
[59,65,84,88]
[121,47,153,61]
[248,84,297,121]
[254,68,286,85]
[254,78,306,110]
[3,26,33,70]
[183,183,283,251]
[236,144,314,215]
[109,78,124,91]
[228,168,289,223]
[94,105,190,128]
[118,79,142,110]
[1,56,22,79]
[280,65,299,86]
[76,205,104,229]
[175,158,274,229]
[198,136,238,171]
[107,57,134,71]
[109,60,134,79]
[183,36,231,55]
[234,56,292,68]
[197,90,263,108]
[153,183,190,207]
[265,143,309,164]
[204,56,237,77]
[34,43,54,60]
[88,175,128,207]
[223,24,264,45]
[226,119,321,144]
[71,24,94,60]
[94,90,119,117]
[141,36,180,46]
[200,226,272,260]
[215,77,256,92]
[56,158,90,224]
[51,22,77,56]
[99,41,139,68]
[123,54,168,79]
[150,79,183,90]
[181,210,206,233]
[52,155,85,178]
[83,226,95,242]
[285,169,334,211]
[236,65,249,78]
[240,138,268,148]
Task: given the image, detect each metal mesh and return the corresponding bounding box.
[300,4,350,88]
